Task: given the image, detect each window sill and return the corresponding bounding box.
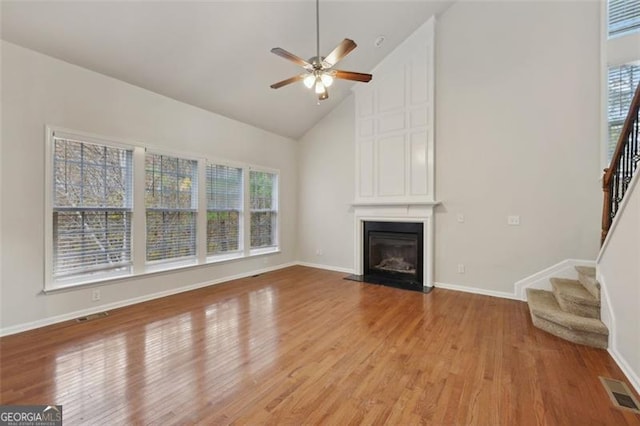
[249,246,279,256]
[145,257,198,274]
[46,268,133,292]
[44,247,281,294]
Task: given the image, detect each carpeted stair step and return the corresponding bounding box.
[575,266,600,300]
[526,288,608,349]
[550,277,600,319]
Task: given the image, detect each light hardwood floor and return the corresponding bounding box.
[1,266,639,425]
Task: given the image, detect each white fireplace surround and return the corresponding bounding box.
[353,203,438,289]
[351,18,437,290]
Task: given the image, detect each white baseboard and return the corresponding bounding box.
[0,262,297,337]
[597,273,614,346]
[435,281,519,301]
[513,259,595,301]
[296,263,519,301]
[609,347,640,396]
[295,261,355,275]
[598,273,640,395]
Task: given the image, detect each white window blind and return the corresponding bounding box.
[609,0,640,37]
[608,64,640,160]
[249,170,277,249]
[206,164,242,255]
[52,135,133,279]
[145,153,198,261]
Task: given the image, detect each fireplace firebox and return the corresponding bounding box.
[362,221,424,292]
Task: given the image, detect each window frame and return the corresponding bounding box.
[45,126,281,291]
[602,0,640,171]
[45,127,137,290]
[144,151,199,268]
[606,62,640,162]
[248,167,280,255]
[608,0,640,39]
[205,161,245,261]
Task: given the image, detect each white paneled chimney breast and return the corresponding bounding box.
[351,17,438,291]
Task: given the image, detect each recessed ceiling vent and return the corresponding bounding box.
[76,312,109,323]
[600,376,640,414]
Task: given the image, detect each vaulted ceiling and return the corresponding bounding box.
[1,1,454,139]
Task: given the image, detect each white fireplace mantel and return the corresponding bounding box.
[352,201,440,207]
[352,202,439,289]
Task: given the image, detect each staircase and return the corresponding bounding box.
[526,266,608,349]
[526,83,639,349]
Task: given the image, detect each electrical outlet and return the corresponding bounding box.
[507,215,520,226]
[456,213,465,223]
[457,264,465,274]
[315,249,323,256]
[92,289,101,302]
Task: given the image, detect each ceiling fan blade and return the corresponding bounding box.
[333,70,373,83]
[271,48,312,69]
[323,39,357,67]
[270,74,305,89]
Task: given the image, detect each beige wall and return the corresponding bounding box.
[598,174,640,392]
[1,41,298,331]
[297,96,356,272]
[297,0,602,294]
[433,0,601,292]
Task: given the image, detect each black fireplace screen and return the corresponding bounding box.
[369,232,418,276]
[363,221,423,288]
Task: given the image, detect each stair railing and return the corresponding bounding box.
[602,82,640,245]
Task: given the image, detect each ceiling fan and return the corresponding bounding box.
[269,0,373,101]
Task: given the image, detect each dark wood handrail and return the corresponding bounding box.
[602,82,640,245]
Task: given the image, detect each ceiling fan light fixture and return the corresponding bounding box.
[303,74,316,88]
[320,73,333,87]
[314,78,326,95]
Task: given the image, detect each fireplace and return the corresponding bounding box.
[349,204,436,292]
[362,221,424,292]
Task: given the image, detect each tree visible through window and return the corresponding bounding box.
[52,136,133,278]
[48,129,281,288]
[250,171,277,248]
[145,153,198,261]
[207,164,242,255]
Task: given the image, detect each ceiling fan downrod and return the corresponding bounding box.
[316,0,320,65]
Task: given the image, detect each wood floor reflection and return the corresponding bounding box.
[1,266,639,425]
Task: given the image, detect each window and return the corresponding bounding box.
[605,0,640,166]
[145,153,198,262]
[607,63,640,160]
[51,133,133,281]
[206,164,242,255]
[250,170,278,249]
[609,0,640,37]
[47,127,281,289]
